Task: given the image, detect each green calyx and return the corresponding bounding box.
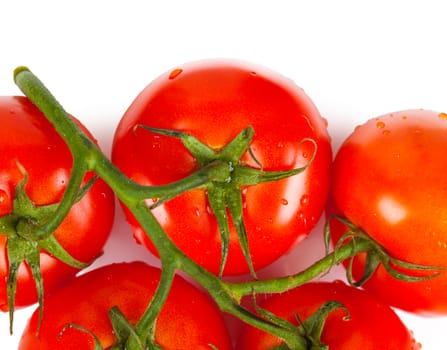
[59,307,161,350]
[252,293,348,350]
[324,215,446,286]
[137,125,316,278]
[0,164,90,334]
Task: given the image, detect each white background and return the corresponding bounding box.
[1,1,447,348]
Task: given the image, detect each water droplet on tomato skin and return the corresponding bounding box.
[280,198,288,206]
[169,68,183,79]
[413,129,422,135]
[297,211,307,225]
[438,112,447,120]
[376,121,386,129]
[0,189,12,216]
[0,189,8,203]
[382,129,390,136]
[300,195,310,206]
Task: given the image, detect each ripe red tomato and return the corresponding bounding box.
[330,109,447,315]
[112,59,332,275]
[236,281,420,349]
[0,96,115,310]
[19,261,232,349]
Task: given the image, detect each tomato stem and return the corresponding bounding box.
[12,67,373,348]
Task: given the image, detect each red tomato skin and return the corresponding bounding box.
[19,261,232,350]
[330,109,447,315]
[112,59,332,275]
[0,96,115,310]
[236,281,420,350]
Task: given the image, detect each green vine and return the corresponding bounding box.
[9,66,442,349]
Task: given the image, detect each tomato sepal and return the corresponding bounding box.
[137,125,317,278]
[57,306,154,350]
[253,292,348,350]
[1,165,95,333]
[58,323,103,350]
[108,306,151,350]
[325,215,446,286]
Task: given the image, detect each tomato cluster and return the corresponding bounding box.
[1,60,446,348]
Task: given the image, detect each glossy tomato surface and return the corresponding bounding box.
[236,281,420,349]
[19,261,232,349]
[0,96,115,310]
[112,59,332,275]
[330,109,447,315]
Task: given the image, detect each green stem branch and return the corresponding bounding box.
[13,66,373,348]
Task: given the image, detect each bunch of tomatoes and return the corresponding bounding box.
[1,59,446,349]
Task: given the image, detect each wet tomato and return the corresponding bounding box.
[330,109,447,315]
[0,96,115,311]
[112,59,332,275]
[19,261,232,349]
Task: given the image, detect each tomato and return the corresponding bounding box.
[329,109,447,315]
[236,281,419,349]
[19,261,232,349]
[0,96,115,310]
[112,59,332,275]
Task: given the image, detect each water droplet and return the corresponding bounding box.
[206,205,213,214]
[169,68,183,80]
[297,211,307,225]
[250,71,257,76]
[437,240,447,249]
[0,189,8,204]
[300,195,309,206]
[382,129,390,136]
[194,208,200,217]
[281,198,288,206]
[376,121,386,129]
[0,189,11,215]
[402,115,408,120]
[277,142,284,149]
[438,112,447,120]
[302,151,309,159]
